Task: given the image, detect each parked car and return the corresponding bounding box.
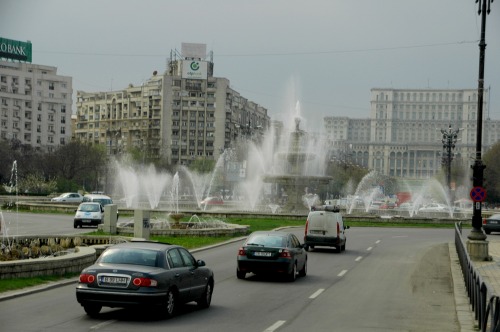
[483,214,500,234]
[201,196,223,205]
[51,192,84,203]
[380,202,396,209]
[418,203,449,213]
[83,194,113,206]
[236,231,307,282]
[73,202,104,228]
[304,205,349,253]
[76,241,214,317]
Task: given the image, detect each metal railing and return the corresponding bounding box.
[455,222,500,331]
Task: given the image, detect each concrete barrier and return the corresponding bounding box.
[0,246,96,280]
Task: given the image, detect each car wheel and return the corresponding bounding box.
[342,241,346,251]
[83,304,102,317]
[197,280,213,309]
[287,262,297,282]
[165,289,177,318]
[485,230,491,234]
[304,244,310,252]
[73,221,77,229]
[298,259,307,277]
[236,268,246,280]
[335,245,342,253]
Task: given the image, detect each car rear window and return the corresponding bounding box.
[99,248,159,267]
[247,235,286,247]
[79,204,100,212]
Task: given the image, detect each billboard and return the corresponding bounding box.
[0,37,32,62]
[182,60,207,80]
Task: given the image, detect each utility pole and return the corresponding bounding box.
[467,0,493,260]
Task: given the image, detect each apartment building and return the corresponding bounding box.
[324,88,500,178]
[75,43,269,165]
[0,60,73,149]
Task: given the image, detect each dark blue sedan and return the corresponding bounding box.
[236,231,307,282]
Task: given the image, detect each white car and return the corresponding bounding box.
[74,202,104,228]
[418,203,449,213]
[51,192,84,203]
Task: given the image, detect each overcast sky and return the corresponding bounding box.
[2,0,499,130]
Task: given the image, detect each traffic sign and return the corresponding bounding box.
[470,186,487,202]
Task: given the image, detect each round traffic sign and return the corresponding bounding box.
[470,186,487,202]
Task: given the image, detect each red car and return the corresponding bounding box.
[201,197,224,205]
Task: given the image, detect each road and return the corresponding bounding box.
[0,221,459,332]
[0,210,99,236]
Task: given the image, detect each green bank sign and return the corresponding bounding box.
[0,37,32,62]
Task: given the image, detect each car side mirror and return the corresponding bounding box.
[345,225,350,229]
[196,260,206,267]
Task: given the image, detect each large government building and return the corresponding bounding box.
[74,43,270,166]
[0,38,73,149]
[324,88,500,179]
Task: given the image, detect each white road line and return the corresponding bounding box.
[309,288,325,299]
[367,246,373,251]
[355,256,363,262]
[90,320,117,330]
[338,269,348,277]
[264,320,286,332]
[375,240,381,244]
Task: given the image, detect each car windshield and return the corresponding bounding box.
[95,199,112,205]
[247,235,286,247]
[99,248,159,267]
[79,204,100,212]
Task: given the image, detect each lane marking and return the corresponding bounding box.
[264,320,286,332]
[309,288,325,299]
[367,247,373,251]
[338,269,348,277]
[355,256,363,262]
[90,320,117,330]
[375,240,381,244]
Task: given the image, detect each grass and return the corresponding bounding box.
[0,216,463,293]
[0,273,79,293]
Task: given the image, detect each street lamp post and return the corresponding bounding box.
[441,124,459,202]
[467,0,493,258]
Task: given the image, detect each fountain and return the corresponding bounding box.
[261,117,332,212]
[110,99,335,215]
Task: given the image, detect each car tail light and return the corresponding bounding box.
[337,222,340,236]
[279,249,291,258]
[238,247,246,256]
[132,277,158,287]
[305,219,309,235]
[79,274,95,284]
[483,218,487,225]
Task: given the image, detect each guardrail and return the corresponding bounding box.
[455,222,500,331]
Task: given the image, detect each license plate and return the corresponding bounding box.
[82,219,91,223]
[310,230,324,234]
[100,276,128,284]
[254,252,272,257]
[490,221,498,224]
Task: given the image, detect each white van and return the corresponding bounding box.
[304,205,349,253]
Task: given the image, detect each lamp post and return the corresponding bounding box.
[467,0,492,256]
[441,124,459,201]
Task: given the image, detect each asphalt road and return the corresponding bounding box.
[0,224,458,332]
